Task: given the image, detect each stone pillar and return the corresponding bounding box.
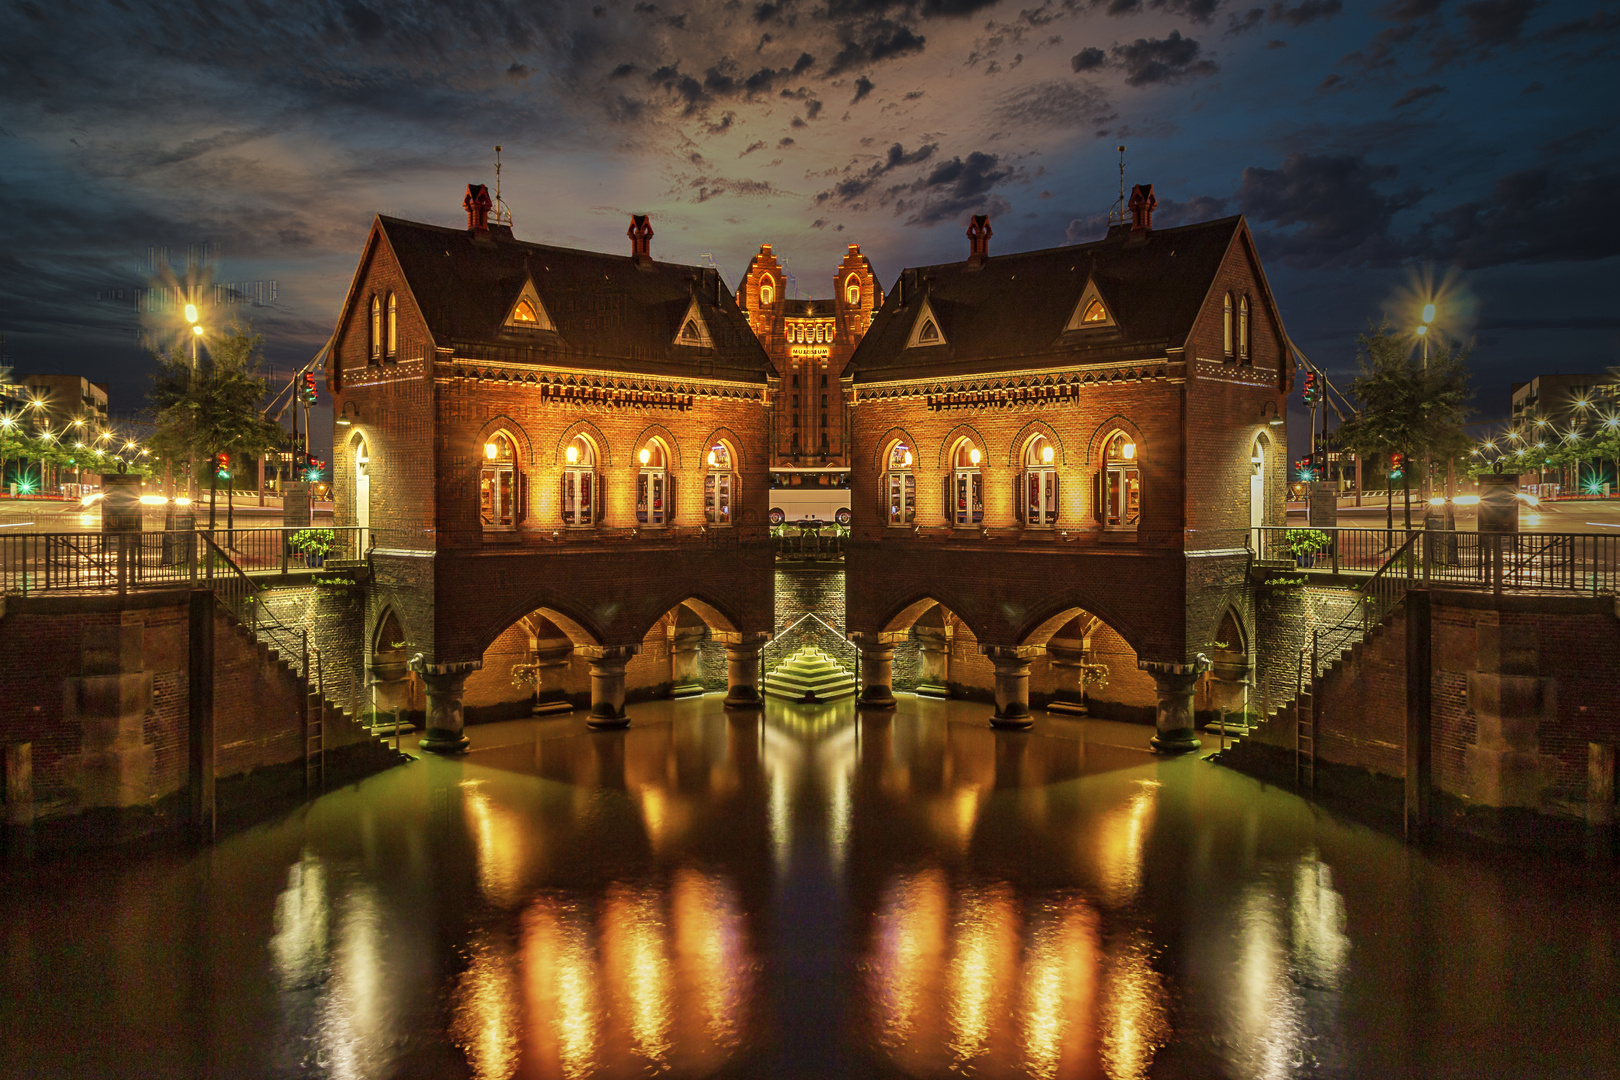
[1142,661,1204,755]
[854,637,897,710]
[722,633,768,710]
[585,645,639,728]
[983,645,1035,730]
[415,661,479,754]
[530,641,574,716]
[1465,615,1553,808]
[913,625,951,698]
[669,624,707,698]
[1307,481,1338,529]
[1045,638,1089,715]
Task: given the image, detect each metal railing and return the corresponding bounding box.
[773,522,846,560]
[1253,525,1620,595]
[762,612,857,675]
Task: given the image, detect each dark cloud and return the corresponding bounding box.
[739,140,767,156]
[815,141,937,204]
[1237,152,1425,267]
[995,80,1114,129]
[900,151,1013,225]
[1415,168,1620,267]
[1392,83,1445,107]
[1070,46,1106,70]
[810,218,828,228]
[778,136,797,147]
[506,62,532,79]
[1111,31,1218,86]
[340,2,385,43]
[691,176,782,202]
[1266,37,1287,47]
[1153,193,1232,225]
[1459,0,1537,45]
[826,21,926,75]
[1229,0,1340,34]
[852,75,875,102]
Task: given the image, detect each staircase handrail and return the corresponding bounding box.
[1314,529,1421,676]
[198,532,305,667]
[762,611,856,671]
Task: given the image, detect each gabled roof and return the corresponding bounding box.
[369,216,768,381]
[850,216,1249,382]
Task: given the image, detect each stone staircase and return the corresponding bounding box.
[763,646,858,703]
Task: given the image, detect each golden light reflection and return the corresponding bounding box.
[1291,856,1349,990]
[945,884,1017,1069]
[1100,930,1169,1080]
[672,868,750,1050]
[1233,885,1299,1080]
[601,885,674,1068]
[523,899,600,1080]
[462,781,526,907]
[320,885,393,1080]
[817,724,858,873]
[1020,898,1098,1080]
[452,934,520,1080]
[270,852,329,993]
[868,869,948,1053]
[1093,780,1160,907]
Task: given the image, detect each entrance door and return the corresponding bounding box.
[1249,461,1264,550]
[355,444,371,551]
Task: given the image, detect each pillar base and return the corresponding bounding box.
[419,728,470,754]
[723,685,764,710]
[858,686,897,710]
[671,682,706,699]
[1046,699,1088,716]
[1142,659,1206,756]
[915,682,950,699]
[1149,729,1201,755]
[990,707,1034,731]
[586,711,630,730]
[531,699,573,716]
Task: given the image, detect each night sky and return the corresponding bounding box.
[2,0,1616,452]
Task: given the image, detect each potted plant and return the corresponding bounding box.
[289,527,336,568]
[1285,528,1332,568]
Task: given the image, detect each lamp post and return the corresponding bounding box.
[184,299,204,499]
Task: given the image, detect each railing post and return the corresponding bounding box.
[1422,532,1431,585]
[1492,534,1503,597]
[188,531,198,586]
[280,527,289,576]
[1331,529,1339,575]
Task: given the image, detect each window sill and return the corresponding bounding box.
[481,529,520,543]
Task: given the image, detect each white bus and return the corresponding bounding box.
[769,486,851,525]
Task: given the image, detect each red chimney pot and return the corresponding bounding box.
[464,184,492,232]
[966,214,992,262]
[628,214,654,264]
[1129,183,1156,232]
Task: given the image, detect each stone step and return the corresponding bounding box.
[764,646,857,703]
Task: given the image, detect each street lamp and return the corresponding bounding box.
[185,301,203,367]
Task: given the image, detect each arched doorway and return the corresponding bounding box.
[1249,433,1269,548]
[353,433,371,549]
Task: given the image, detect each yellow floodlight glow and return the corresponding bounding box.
[565,444,579,464]
[707,450,717,467]
[1122,442,1137,460]
[1415,325,1428,336]
[1041,444,1055,464]
[1421,303,1436,324]
[139,494,168,505]
[968,446,981,466]
[1454,494,1481,506]
[192,325,204,337]
[639,447,651,465]
[184,303,199,324]
[483,442,499,460]
[1428,496,1445,506]
[174,497,192,506]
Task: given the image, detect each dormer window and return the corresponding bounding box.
[512,299,538,324]
[682,319,702,342]
[1081,299,1107,324]
[919,320,940,343]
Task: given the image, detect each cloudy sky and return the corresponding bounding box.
[1,0,1616,447]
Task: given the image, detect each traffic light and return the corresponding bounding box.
[214,452,231,479]
[300,371,318,404]
[1389,451,1404,480]
[1302,371,1319,406]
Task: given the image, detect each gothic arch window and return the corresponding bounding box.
[947,437,983,526]
[1223,292,1235,361]
[481,431,518,531]
[1239,294,1251,363]
[883,439,915,526]
[386,293,398,358]
[919,319,940,344]
[759,274,775,306]
[1081,299,1107,324]
[512,299,538,325]
[845,275,861,305]
[562,434,597,527]
[704,440,735,526]
[636,437,671,526]
[1023,434,1058,527]
[1101,432,1140,531]
[681,319,702,343]
[370,295,382,362]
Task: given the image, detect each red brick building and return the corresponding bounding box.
[326,190,776,750]
[843,196,1294,751]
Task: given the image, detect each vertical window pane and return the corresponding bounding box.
[480,471,494,526]
[904,474,915,522]
[1044,472,1056,520]
[497,470,513,526]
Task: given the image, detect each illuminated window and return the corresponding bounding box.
[918,320,940,343]
[1103,432,1140,531]
[949,439,983,526]
[1023,435,1058,526]
[1082,299,1107,324]
[386,293,397,357]
[1239,294,1251,362]
[562,435,596,527]
[636,439,669,525]
[704,442,734,526]
[512,299,538,324]
[369,295,381,361]
[759,275,775,306]
[885,440,915,526]
[846,276,861,305]
[1223,292,1234,360]
[480,432,516,530]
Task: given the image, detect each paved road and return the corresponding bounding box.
[1289,497,1620,534]
[0,497,333,533]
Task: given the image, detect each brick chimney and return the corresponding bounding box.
[966,214,992,263]
[628,214,654,265]
[1129,183,1156,232]
[464,183,492,232]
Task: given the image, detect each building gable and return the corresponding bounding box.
[504,278,557,333]
[1063,277,1116,332]
[673,297,715,349]
[906,296,948,349]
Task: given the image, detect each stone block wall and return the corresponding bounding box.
[257,582,367,714]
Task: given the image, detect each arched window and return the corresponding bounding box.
[845,275,861,305]
[1081,299,1107,324]
[353,434,371,547]
[369,295,381,361]
[1222,292,1234,360]
[759,275,775,306]
[1023,435,1058,527]
[512,299,538,324]
[636,438,670,526]
[918,319,941,344]
[704,441,734,526]
[386,292,397,357]
[1239,294,1251,362]
[481,432,517,531]
[1102,432,1140,531]
[884,440,915,526]
[948,438,983,526]
[1249,434,1267,542]
[562,435,597,527]
[681,319,701,343]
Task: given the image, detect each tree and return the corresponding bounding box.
[1333,321,1472,531]
[148,318,284,529]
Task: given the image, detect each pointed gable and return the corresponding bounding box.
[1064,277,1116,331]
[504,278,556,332]
[906,296,947,349]
[673,297,715,348]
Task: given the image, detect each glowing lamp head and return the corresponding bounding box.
[565,444,579,464]
[1121,442,1136,460]
[639,447,651,465]
[192,325,204,337]
[968,446,980,466]
[483,442,498,460]
[1415,325,1427,336]
[1421,303,1436,324]
[707,450,717,467]
[903,449,913,467]
[1041,444,1054,464]
[1429,496,1446,506]
[184,303,198,324]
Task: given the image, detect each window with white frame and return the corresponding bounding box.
[949,438,983,526]
[704,442,733,525]
[1103,432,1140,530]
[562,435,597,527]
[1024,435,1058,526]
[481,432,517,530]
[885,440,915,525]
[636,439,670,525]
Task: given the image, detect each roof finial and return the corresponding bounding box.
[1109,145,1127,226]
[493,145,513,227]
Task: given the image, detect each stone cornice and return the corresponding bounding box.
[852,359,1184,408]
[434,356,768,406]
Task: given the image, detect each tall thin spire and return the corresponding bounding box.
[1109,145,1127,225]
[493,145,513,227]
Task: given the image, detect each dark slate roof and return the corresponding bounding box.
[782,299,837,318]
[850,216,1245,382]
[377,216,769,382]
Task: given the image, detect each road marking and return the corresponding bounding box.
[1586,522,1620,528]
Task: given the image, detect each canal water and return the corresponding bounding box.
[3,696,1617,1079]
